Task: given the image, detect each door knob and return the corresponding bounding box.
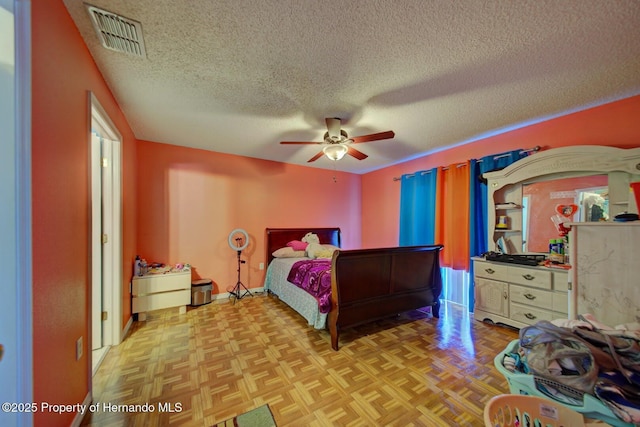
[0,344,4,362]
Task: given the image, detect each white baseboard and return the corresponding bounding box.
[71,391,92,427]
[92,346,110,376]
[120,315,133,343]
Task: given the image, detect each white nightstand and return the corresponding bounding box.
[132,268,191,320]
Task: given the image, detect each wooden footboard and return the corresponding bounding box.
[328,245,443,350]
[264,228,443,351]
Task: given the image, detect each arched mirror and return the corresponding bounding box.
[484,146,640,254]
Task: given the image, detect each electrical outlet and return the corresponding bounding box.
[259,262,264,270]
[76,336,83,361]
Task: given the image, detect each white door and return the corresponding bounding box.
[100,137,115,348]
[90,95,123,356]
[91,133,103,350]
[91,133,119,352]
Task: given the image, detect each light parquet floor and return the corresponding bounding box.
[82,293,519,427]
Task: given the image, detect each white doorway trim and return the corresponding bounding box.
[0,1,34,426]
[89,93,123,356]
[90,132,102,351]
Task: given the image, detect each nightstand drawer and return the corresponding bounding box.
[132,289,191,313]
[132,272,191,295]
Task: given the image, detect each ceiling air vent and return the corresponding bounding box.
[85,4,147,58]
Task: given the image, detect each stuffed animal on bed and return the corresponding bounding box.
[302,232,323,259]
[302,232,338,259]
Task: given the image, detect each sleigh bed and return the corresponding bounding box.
[263,227,443,350]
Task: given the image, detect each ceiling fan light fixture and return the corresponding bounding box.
[323,144,348,161]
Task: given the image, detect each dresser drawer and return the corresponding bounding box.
[509,284,553,308]
[507,265,552,290]
[474,260,509,281]
[510,301,554,326]
[553,271,569,292]
[553,292,568,314]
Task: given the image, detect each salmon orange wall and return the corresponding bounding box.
[136,140,362,294]
[31,2,138,425]
[361,95,640,248]
[29,2,640,425]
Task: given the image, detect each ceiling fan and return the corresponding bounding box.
[280,118,395,162]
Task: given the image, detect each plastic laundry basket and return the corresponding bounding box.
[495,340,633,426]
[484,394,588,427]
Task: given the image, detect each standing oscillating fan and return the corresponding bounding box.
[227,228,252,302]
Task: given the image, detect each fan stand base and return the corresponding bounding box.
[229,249,253,303]
[229,280,252,302]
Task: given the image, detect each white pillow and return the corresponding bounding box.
[272,247,307,258]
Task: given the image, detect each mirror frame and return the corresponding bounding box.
[483,145,640,252]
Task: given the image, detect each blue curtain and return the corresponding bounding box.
[399,168,438,246]
[468,149,529,310]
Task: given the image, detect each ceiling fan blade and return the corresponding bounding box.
[280,141,320,145]
[325,117,341,139]
[307,151,325,162]
[347,146,368,160]
[350,130,395,144]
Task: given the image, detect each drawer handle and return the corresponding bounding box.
[485,268,495,274]
[503,291,508,300]
[525,313,537,320]
[522,274,535,281]
[523,293,536,300]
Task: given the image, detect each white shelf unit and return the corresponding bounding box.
[491,184,523,253]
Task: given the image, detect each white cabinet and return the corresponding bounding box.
[132,269,191,320]
[568,222,640,326]
[475,278,509,318]
[473,258,568,328]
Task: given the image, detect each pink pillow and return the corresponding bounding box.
[287,240,308,251]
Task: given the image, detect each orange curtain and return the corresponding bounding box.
[435,161,470,271]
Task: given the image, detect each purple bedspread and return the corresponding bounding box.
[287,259,332,313]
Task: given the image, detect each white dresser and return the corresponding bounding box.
[132,268,191,320]
[473,258,569,329]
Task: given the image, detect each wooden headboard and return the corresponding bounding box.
[265,227,341,265]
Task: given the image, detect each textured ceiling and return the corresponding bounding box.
[63,0,640,174]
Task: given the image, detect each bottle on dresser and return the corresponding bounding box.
[549,239,565,264]
[134,255,141,276]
